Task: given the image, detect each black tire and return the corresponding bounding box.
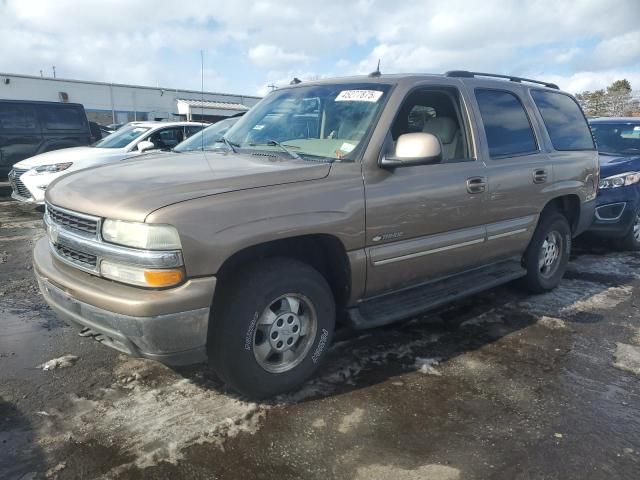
[617,207,640,251]
[209,257,335,398]
[521,212,571,293]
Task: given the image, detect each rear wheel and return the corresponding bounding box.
[521,212,571,293]
[209,257,335,398]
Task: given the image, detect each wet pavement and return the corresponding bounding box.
[1,197,639,479]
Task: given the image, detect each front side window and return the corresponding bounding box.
[93,125,150,149]
[590,123,640,156]
[225,83,391,161]
[475,89,538,158]
[390,88,468,162]
[530,90,595,151]
[148,127,185,150]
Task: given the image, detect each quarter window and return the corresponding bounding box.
[530,90,595,151]
[42,106,86,130]
[475,89,537,158]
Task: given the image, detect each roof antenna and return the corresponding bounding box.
[290,77,302,85]
[368,59,381,78]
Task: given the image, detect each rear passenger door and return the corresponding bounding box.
[39,105,91,151]
[471,87,552,262]
[0,103,41,175]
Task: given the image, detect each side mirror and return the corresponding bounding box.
[381,132,442,168]
[137,140,155,152]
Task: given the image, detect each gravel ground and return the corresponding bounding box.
[1,197,639,479]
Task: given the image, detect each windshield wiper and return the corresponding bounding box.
[220,136,239,153]
[248,139,301,159]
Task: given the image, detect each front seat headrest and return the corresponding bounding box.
[423,117,458,144]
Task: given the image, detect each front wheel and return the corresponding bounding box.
[521,212,571,293]
[209,257,335,398]
[617,208,640,251]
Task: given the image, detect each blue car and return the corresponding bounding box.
[588,117,640,249]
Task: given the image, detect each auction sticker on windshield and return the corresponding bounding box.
[335,90,383,102]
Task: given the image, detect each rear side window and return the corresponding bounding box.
[41,106,86,130]
[530,90,594,151]
[0,104,38,130]
[475,89,537,158]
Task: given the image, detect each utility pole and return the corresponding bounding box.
[268,84,277,92]
[39,70,43,78]
[52,66,56,79]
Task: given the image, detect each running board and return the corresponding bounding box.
[347,259,525,329]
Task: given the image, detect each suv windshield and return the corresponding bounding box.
[590,123,640,156]
[225,83,391,161]
[174,117,239,152]
[93,125,150,149]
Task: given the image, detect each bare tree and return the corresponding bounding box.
[575,79,638,117]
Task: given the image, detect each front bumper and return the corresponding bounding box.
[33,236,216,366]
[9,168,62,204]
[587,186,640,238]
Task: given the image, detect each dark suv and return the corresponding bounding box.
[0,100,92,178]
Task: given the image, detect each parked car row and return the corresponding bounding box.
[4,71,638,399]
[8,120,208,204]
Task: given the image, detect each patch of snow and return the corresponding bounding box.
[569,253,640,279]
[355,464,460,480]
[613,342,640,376]
[38,355,78,370]
[38,358,266,469]
[537,316,568,330]
[282,333,442,402]
[460,310,503,328]
[519,280,631,317]
[413,357,442,376]
[337,407,365,433]
[311,418,327,429]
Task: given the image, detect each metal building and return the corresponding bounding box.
[0,72,261,125]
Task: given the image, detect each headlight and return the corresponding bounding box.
[599,172,640,189]
[100,260,184,288]
[33,162,73,174]
[102,219,182,250]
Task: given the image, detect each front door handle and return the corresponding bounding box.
[466,176,487,194]
[533,168,548,184]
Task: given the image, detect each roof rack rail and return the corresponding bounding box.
[445,70,559,90]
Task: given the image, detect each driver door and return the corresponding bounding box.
[363,87,489,296]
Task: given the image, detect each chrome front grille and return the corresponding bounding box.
[46,203,99,236]
[54,244,98,268]
[9,168,31,199]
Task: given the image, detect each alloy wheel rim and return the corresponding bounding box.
[538,230,562,278]
[252,294,317,373]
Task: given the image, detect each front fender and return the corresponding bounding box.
[146,163,366,277]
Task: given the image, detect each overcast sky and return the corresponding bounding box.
[1,0,639,97]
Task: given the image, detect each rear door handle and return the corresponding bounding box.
[466,176,487,194]
[533,169,548,184]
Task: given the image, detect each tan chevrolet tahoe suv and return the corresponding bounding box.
[34,71,599,398]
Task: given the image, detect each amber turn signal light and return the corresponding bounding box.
[143,268,185,287]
